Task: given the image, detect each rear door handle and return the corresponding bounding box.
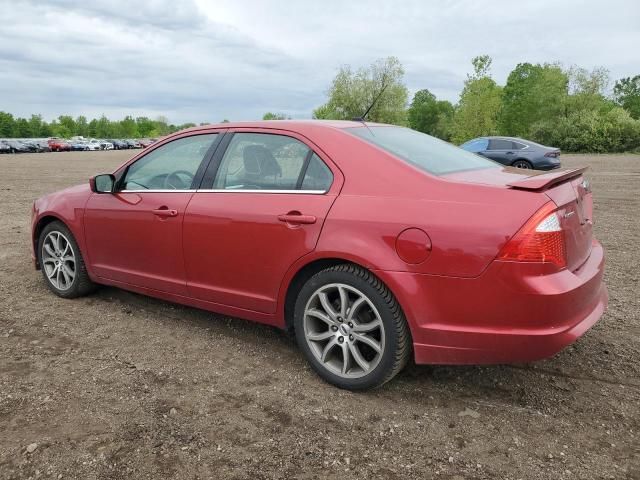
[506,151,515,155]
[278,213,317,225]
[152,207,178,217]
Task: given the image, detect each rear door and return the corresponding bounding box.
[182,130,342,314]
[486,138,515,165]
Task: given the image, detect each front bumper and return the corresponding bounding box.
[377,241,607,364]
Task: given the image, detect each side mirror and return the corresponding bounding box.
[90,174,116,193]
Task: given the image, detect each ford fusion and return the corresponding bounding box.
[31,121,607,390]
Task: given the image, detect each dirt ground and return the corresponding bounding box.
[0,150,638,480]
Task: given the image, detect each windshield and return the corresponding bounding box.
[346,126,499,175]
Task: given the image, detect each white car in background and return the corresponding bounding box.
[84,140,102,151]
[99,140,114,150]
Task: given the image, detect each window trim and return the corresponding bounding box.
[199,131,334,194]
[512,141,529,150]
[195,189,327,195]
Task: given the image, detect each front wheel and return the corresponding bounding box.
[294,264,411,390]
[37,221,96,298]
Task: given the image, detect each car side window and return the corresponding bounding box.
[488,139,512,150]
[301,153,333,191]
[214,133,313,191]
[460,139,488,153]
[122,134,218,191]
[512,141,527,150]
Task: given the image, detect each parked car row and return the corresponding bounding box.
[0,139,52,153]
[0,137,158,154]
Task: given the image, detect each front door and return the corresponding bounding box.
[183,131,340,313]
[84,133,220,295]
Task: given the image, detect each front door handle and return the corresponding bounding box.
[152,207,178,217]
[278,213,317,225]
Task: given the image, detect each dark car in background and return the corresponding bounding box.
[0,141,12,154]
[108,139,128,150]
[3,140,32,153]
[33,140,52,152]
[125,139,141,148]
[460,136,561,170]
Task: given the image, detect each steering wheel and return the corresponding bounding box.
[164,170,195,190]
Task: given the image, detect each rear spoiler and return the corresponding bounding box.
[507,167,588,191]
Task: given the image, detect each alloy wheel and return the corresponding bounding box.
[303,283,385,378]
[513,160,532,169]
[42,231,76,291]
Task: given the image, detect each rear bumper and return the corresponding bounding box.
[377,241,607,364]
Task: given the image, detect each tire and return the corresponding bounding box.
[512,159,533,169]
[37,221,96,298]
[294,264,411,390]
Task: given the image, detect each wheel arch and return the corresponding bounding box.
[33,215,66,269]
[281,256,410,340]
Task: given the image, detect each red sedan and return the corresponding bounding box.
[31,121,607,389]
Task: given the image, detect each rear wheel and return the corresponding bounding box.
[512,159,533,169]
[37,221,96,298]
[294,264,411,390]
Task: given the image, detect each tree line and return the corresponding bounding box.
[313,56,640,152]
[0,113,200,140]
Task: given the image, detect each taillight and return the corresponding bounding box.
[544,151,560,158]
[497,202,566,268]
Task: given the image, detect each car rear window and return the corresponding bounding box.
[346,126,499,175]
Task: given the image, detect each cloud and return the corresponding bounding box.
[0,0,638,123]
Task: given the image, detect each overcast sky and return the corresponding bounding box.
[1,0,638,124]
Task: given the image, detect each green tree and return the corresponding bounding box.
[0,111,15,137]
[565,66,612,115]
[57,116,76,136]
[27,114,47,137]
[497,63,568,137]
[451,55,503,143]
[136,117,155,137]
[262,112,289,120]
[407,89,454,140]
[313,56,408,125]
[613,75,640,119]
[13,118,32,137]
[75,116,89,137]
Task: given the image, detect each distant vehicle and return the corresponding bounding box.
[33,140,52,152]
[70,141,89,151]
[48,139,71,152]
[85,139,103,151]
[139,138,157,148]
[460,136,561,170]
[100,140,114,150]
[4,140,32,153]
[19,141,40,153]
[0,141,13,153]
[108,139,128,150]
[125,139,141,149]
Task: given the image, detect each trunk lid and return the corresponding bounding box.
[444,166,593,272]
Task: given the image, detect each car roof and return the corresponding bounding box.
[177,119,388,135]
[480,136,530,142]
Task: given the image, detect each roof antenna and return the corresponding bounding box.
[352,74,389,135]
